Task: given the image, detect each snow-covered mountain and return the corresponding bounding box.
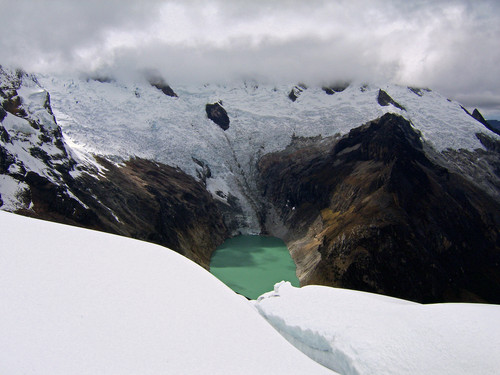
[1,65,499,303]
[34,71,498,229]
[2,210,500,375]
[0,66,228,267]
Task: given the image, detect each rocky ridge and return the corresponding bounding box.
[258,113,500,303]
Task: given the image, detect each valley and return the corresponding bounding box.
[1,66,500,303]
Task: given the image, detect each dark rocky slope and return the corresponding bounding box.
[18,157,228,269]
[258,113,500,303]
[377,89,406,110]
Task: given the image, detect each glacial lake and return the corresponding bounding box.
[209,235,300,299]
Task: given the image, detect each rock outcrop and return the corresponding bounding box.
[377,89,406,110]
[206,101,230,130]
[145,70,178,97]
[288,83,307,102]
[259,113,500,303]
[472,108,489,127]
[472,108,500,135]
[322,82,350,95]
[408,87,431,97]
[460,106,500,136]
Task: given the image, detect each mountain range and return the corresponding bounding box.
[1,65,499,303]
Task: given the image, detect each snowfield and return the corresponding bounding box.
[38,76,493,171]
[2,210,500,375]
[0,210,333,375]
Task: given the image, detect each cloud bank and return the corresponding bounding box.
[2,0,500,118]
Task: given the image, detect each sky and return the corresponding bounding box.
[1,0,500,119]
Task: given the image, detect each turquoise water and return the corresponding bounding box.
[209,235,300,299]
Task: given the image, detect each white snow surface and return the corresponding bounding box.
[0,174,29,210]
[253,281,500,375]
[0,210,333,375]
[3,210,500,375]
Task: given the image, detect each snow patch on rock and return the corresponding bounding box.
[0,175,29,210]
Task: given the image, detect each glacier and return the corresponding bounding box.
[35,73,499,234]
[2,66,499,237]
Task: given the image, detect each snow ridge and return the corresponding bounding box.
[254,282,500,375]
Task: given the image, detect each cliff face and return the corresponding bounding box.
[259,113,500,303]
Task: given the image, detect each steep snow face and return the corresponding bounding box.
[0,210,333,375]
[37,75,499,232]
[0,67,106,214]
[0,69,63,166]
[0,68,66,211]
[254,282,500,375]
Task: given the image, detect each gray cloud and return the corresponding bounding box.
[1,0,499,118]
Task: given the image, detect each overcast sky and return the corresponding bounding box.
[2,0,500,118]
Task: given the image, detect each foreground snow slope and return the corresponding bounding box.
[2,205,500,375]
[254,282,500,375]
[0,211,333,375]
